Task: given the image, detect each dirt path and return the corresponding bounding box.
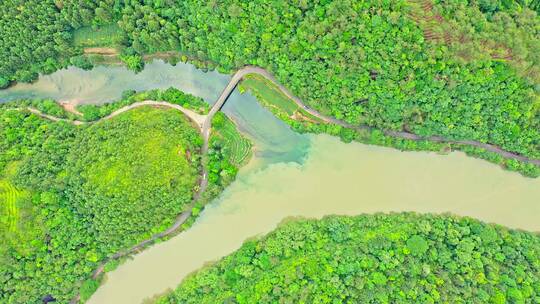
[27,101,206,130]
[26,108,85,126]
[84,47,118,56]
[59,101,83,116]
[104,101,207,128]
[29,66,538,166]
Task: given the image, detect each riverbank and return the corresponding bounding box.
[240,73,540,177]
[155,213,540,304]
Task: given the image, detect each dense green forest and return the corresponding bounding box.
[1,1,539,301]
[156,213,540,304]
[1,0,539,166]
[0,90,250,303]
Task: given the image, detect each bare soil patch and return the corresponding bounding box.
[84,47,118,56]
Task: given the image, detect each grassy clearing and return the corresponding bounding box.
[0,162,27,232]
[221,120,251,166]
[73,23,124,48]
[241,74,324,123]
[242,75,298,115]
[215,116,252,166]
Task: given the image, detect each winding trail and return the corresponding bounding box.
[104,101,206,128]
[16,65,540,303]
[26,108,86,126]
[26,100,206,129]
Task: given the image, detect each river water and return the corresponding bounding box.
[1,60,539,304]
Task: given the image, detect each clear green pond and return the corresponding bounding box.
[1,60,539,304]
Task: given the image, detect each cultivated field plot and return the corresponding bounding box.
[0,179,24,231]
[214,116,252,166]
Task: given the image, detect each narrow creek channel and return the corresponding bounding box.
[2,60,539,304]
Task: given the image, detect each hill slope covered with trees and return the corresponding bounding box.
[0,105,202,302]
[0,89,250,303]
[156,213,540,304]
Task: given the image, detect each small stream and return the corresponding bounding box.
[2,60,539,304]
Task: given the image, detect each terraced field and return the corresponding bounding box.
[0,179,25,231]
[215,116,252,166]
